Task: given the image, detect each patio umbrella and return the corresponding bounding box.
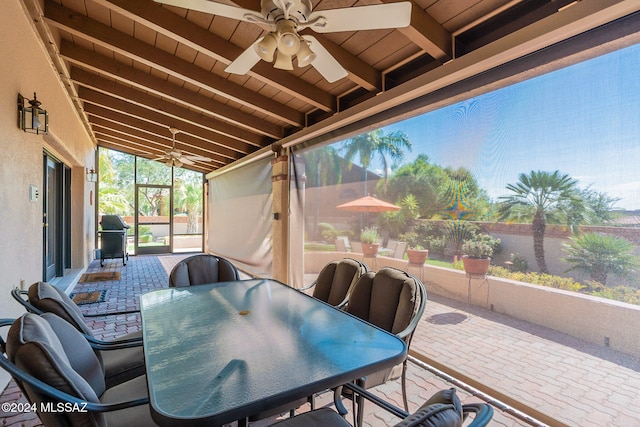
[336,195,400,213]
[337,195,400,229]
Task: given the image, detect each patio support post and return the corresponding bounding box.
[271,152,289,283]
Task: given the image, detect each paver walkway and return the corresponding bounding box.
[3,254,638,426]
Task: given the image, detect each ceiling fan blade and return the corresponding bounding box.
[225,39,262,75]
[184,155,212,162]
[153,0,261,23]
[306,2,411,33]
[301,36,348,83]
[180,157,196,165]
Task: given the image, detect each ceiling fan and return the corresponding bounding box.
[153,128,211,168]
[154,0,412,83]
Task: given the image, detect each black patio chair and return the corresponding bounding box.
[0,314,156,427]
[271,383,493,427]
[12,281,145,388]
[169,253,240,287]
[301,257,369,307]
[342,267,427,427]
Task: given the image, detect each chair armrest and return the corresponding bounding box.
[343,382,410,419]
[12,285,140,318]
[11,288,43,314]
[86,335,143,350]
[343,382,494,427]
[83,309,140,318]
[298,280,318,292]
[0,354,148,412]
[0,319,147,413]
[460,403,494,426]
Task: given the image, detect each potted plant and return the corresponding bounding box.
[360,227,380,256]
[461,240,493,276]
[406,245,429,265]
[400,231,429,264]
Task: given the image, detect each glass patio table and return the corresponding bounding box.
[140,279,407,426]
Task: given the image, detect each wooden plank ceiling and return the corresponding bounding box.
[23,0,609,173]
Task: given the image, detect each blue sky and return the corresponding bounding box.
[375,42,640,210]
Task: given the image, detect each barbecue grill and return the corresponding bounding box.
[99,215,130,267]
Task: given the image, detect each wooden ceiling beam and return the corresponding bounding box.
[92,0,336,112]
[44,0,304,127]
[71,67,268,148]
[79,87,257,156]
[81,94,246,161]
[94,128,225,168]
[90,116,228,166]
[383,0,452,61]
[60,41,285,139]
[96,139,212,173]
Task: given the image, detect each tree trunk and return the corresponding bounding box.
[590,268,607,285]
[532,210,548,273]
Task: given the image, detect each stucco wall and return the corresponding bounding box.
[0,0,95,389]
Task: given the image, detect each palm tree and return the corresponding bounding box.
[342,129,411,194]
[303,146,344,240]
[498,170,582,273]
[563,233,638,285]
[174,180,203,234]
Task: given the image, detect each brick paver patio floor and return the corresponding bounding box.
[3,254,638,426]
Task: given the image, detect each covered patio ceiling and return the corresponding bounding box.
[20,0,640,173]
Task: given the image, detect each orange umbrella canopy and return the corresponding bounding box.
[336,196,401,213]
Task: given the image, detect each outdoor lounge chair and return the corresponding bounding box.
[302,258,369,307]
[13,281,145,388]
[343,267,427,426]
[0,314,156,427]
[168,253,240,287]
[270,383,493,427]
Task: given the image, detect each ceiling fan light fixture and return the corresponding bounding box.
[296,38,315,67]
[274,51,294,70]
[275,20,300,56]
[255,33,278,62]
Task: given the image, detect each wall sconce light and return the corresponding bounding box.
[18,92,48,134]
[86,168,97,182]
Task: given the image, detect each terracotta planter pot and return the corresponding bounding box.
[362,243,379,257]
[462,255,491,276]
[407,249,428,265]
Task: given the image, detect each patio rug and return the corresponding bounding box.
[69,290,108,305]
[78,271,121,283]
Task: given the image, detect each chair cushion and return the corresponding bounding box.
[98,331,145,389]
[269,407,350,426]
[170,254,239,287]
[313,258,366,306]
[6,314,107,427]
[394,388,463,427]
[102,375,157,427]
[41,313,106,396]
[347,268,420,335]
[28,281,94,337]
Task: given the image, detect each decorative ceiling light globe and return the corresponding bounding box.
[296,38,315,67]
[274,51,294,70]
[276,20,300,56]
[254,33,278,62]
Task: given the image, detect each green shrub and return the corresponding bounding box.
[462,240,493,259]
[318,223,337,243]
[508,253,529,273]
[360,227,380,244]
